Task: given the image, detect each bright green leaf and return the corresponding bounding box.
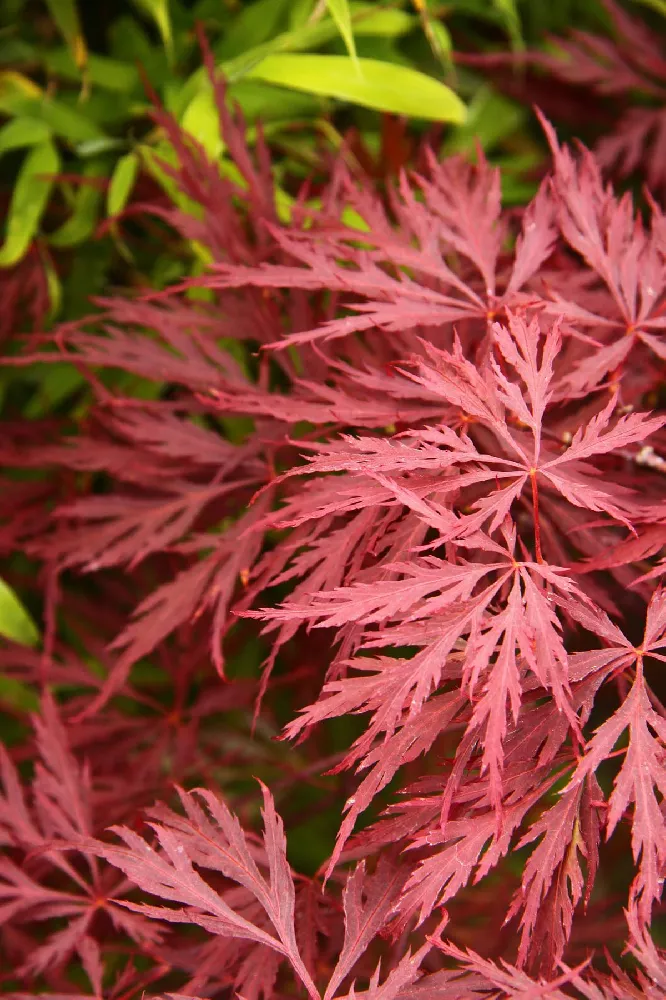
[325,0,359,65]
[247,54,465,122]
[107,151,140,217]
[130,0,174,61]
[181,89,224,159]
[0,578,40,647]
[0,117,52,157]
[349,4,415,37]
[0,140,60,267]
[44,0,88,72]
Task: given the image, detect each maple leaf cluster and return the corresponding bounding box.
[2,39,666,1000]
[530,0,666,193]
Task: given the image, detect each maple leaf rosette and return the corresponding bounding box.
[1,50,666,999]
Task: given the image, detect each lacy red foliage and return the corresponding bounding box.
[1,53,666,999]
[534,0,666,193]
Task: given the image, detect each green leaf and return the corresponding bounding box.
[130,0,174,61]
[0,578,39,647]
[631,0,666,14]
[186,2,412,93]
[288,0,315,29]
[0,91,106,144]
[325,0,358,65]
[0,140,60,267]
[25,362,86,417]
[348,3,415,37]
[491,0,523,50]
[107,151,140,217]
[0,117,52,157]
[444,86,524,155]
[44,0,88,72]
[216,0,291,59]
[43,49,139,93]
[0,674,39,712]
[44,254,63,321]
[181,88,224,159]
[49,158,105,247]
[420,15,452,69]
[247,54,465,122]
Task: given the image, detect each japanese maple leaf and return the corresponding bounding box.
[265,519,588,812]
[539,0,666,194]
[0,697,159,979]
[562,589,666,926]
[253,313,662,570]
[506,774,602,971]
[95,782,320,1000]
[396,312,663,546]
[539,114,666,388]
[203,152,556,353]
[97,784,444,1000]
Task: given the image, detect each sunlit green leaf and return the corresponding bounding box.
[130,0,174,61]
[0,578,40,647]
[182,88,224,159]
[326,0,358,65]
[0,140,60,267]
[349,3,415,36]
[0,117,52,157]
[107,151,140,217]
[247,53,465,122]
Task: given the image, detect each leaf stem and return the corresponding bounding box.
[530,470,543,563]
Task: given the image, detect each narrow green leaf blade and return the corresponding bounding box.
[0,140,60,267]
[44,0,88,71]
[130,0,174,61]
[492,0,524,51]
[107,151,140,217]
[181,89,225,159]
[247,54,465,122]
[0,578,40,647]
[0,117,52,157]
[326,0,358,64]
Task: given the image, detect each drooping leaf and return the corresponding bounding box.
[0,140,59,267]
[325,0,359,65]
[0,578,39,647]
[247,54,466,122]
